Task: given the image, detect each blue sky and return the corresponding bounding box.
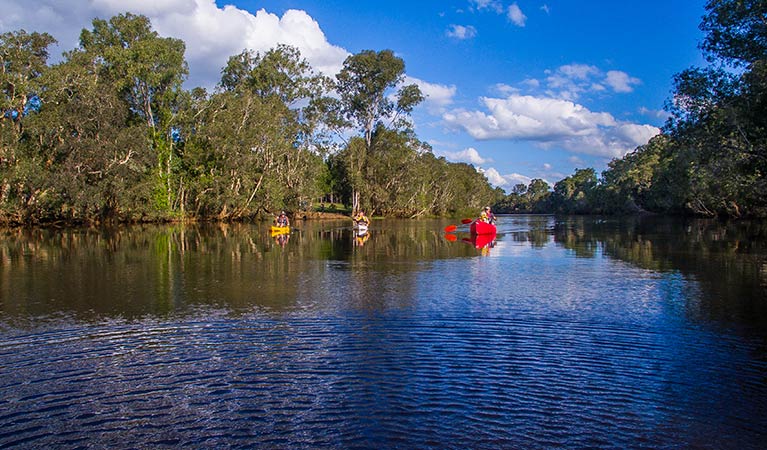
[1,0,708,191]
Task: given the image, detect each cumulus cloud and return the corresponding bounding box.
[482,167,511,186]
[443,94,660,158]
[493,83,520,96]
[446,24,477,39]
[605,70,641,93]
[480,168,548,191]
[537,64,643,100]
[507,3,527,27]
[544,64,600,99]
[441,147,491,165]
[405,76,456,114]
[0,0,349,89]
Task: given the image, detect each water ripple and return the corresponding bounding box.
[1,312,765,449]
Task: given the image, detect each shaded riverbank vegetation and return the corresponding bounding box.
[1,14,496,226]
[2,0,764,226]
[495,0,766,218]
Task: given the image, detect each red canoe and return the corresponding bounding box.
[470,220,497,235]
[463,232,496,249]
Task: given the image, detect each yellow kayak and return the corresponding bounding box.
[270,226,290,235]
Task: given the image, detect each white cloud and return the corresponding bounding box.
[504,171,532,186]
[521,64,644,101]
[445,95,615,140]
[481,169,547,191]
[470,0,504,14]
[483,167,511,186]
[405,76,456,114]
[544,64,601,100]
[541,5,551,14]
[605,70,641,93]
[441,147,490,165]
[493,83,519,96]
[507,3,527,27]
[558,64,600,80]
[0,0,349,89]
[521,78,540,89]
[446,24,477,39]
[443,94,660,158]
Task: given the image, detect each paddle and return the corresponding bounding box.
[444,218,474,233]
[444,233,458,242]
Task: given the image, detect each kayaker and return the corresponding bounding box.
[275,211,290,227]
[479,206,496,224]
[353,209,370,226]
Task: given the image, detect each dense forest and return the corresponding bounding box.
[0,14,498,225]
[496,0,767,218]
[2,0,764,226]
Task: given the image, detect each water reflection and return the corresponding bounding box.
[0,220,477,320]
[1,216,766,448]
[551,215,767,329]
[1,216,765,328]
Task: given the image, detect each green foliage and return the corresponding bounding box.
[549,168,598,214]
[501,0,767,219]
[700,0,767,67]
[0,15,497,225]
[494,178,552,214]
[334,49,419,145]
[76,13,188,128]
[1,30,56,116]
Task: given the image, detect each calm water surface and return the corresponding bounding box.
[1,215,766,448]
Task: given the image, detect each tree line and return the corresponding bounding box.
[1,13,496,225]
[4,0,763,226]
[495,0,766,219]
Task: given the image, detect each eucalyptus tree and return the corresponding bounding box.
[74,13,188,213]
[600,135,666,213]
[324,49,424,212]
[0,30,55,129]
[550,168,598,214]
[658,0,767,217]
[77,13,188,129]
[179,45,329,218]
[418,153,496,217]
[0,30,56,221]
[525,179,552,213]
[18,49,153,223]
[223,45,332,212]
[365,126,425,215]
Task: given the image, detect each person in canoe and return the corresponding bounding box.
[353,209,370,228]
[479,206,496,224]
[275,211,290,227]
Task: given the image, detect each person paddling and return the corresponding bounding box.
[353,209,370,227]
[275,211,290,227]
[479,206,496,224]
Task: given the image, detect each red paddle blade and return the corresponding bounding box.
[461,218,474,224]
[444,225,457,232]
[444,233,458,241]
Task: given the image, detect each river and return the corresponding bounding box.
[1,215,766,448]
